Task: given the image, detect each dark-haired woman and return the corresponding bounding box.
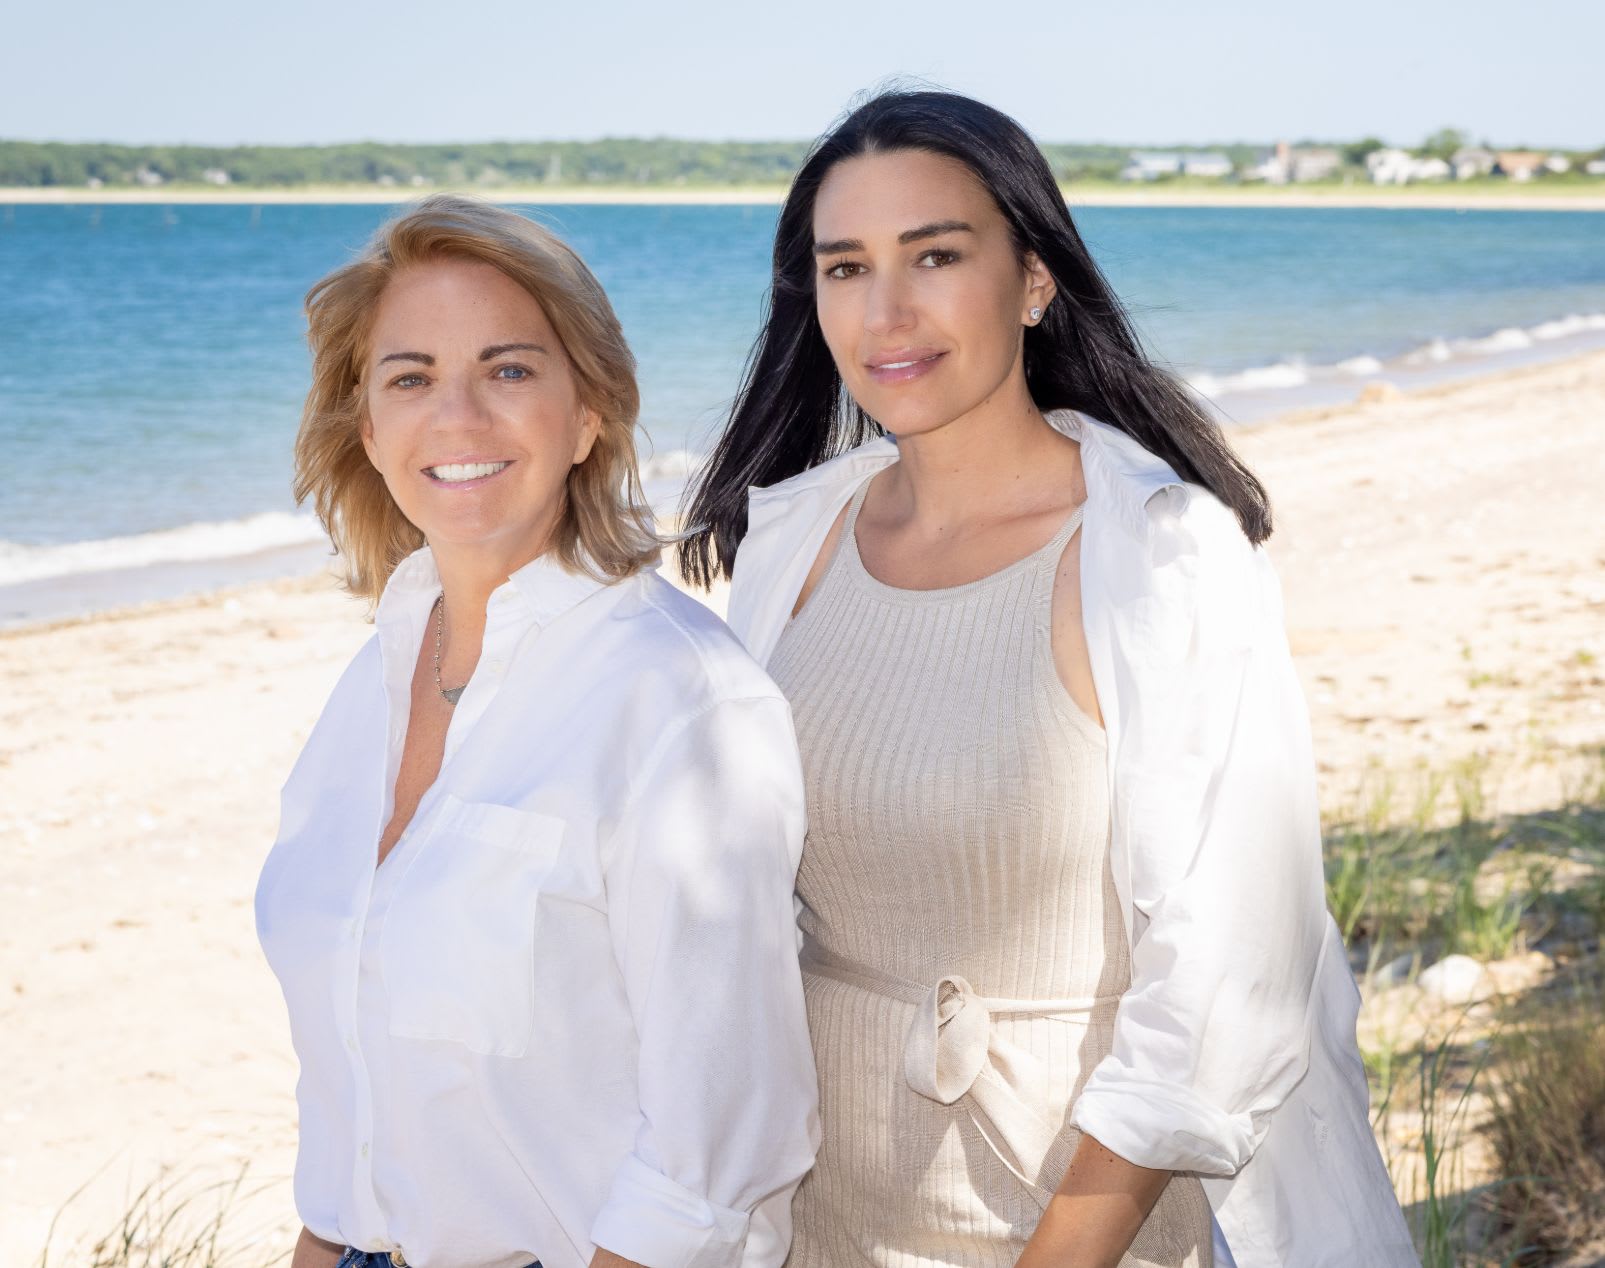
[682,93,1414,1268]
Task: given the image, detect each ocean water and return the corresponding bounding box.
[3,201,1605,616]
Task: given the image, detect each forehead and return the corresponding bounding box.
[368,257,554,349]
[813,149,998,240]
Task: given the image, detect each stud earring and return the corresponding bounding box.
[1029,306,1043,322]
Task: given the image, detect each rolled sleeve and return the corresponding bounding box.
[590,1153,750,1268]
[593,694,819,1266]
[1073,500,1331,1176]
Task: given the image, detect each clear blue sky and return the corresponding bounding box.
[5,0,1601,149]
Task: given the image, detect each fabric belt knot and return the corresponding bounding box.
[904,974,990,1104]
[801,938,1121,1210]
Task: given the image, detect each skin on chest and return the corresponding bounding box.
[376,647,459,866]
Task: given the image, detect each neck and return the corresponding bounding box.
[429,542,542,671]
[883,374,1072,527]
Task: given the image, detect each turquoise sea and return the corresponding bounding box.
[3,201,1605,618]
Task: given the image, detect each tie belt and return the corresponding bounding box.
[799,937,1123,1209]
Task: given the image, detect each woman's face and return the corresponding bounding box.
[811,148,1053,438]
[361,257,600,572]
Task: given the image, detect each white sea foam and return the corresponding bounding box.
[0,511,327,587]
[1337,356,1384,376]
[1531,313,1605,341]
[1404,338,1455,366]
[1455,327,1533,355]
[1187,361,1310,397]
[1188,308,1605,409]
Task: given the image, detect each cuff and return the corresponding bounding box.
[1070,1065,1259,1176]
[589,1153,750,1268]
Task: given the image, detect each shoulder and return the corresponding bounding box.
[609,569,786,710]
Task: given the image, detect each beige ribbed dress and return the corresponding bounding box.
[768,479,1212,1267]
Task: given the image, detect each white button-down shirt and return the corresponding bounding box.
[725,412,1416,1268]
[255,549,818,1268]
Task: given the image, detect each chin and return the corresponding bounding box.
[863,397,971,441]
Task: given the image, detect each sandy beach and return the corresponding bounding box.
[3,350,1602,1263]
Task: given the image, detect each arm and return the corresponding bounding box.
[588,695,817,1268]
[290,1227,343,1268]
[591,1252,646,1268]
[1015,1135,1170,1268]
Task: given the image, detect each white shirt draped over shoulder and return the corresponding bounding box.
[725,411,1416,1268]
[255,549,819,1268]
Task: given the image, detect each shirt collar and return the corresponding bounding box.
[376,545,615,631]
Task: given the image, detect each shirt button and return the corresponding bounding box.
[344,1035,357,1051]
[360,1142,370,1158]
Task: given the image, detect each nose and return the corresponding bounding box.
[429,372,494,435]
[862,270,915,338]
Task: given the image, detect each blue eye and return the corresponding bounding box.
[495,364,531,380]
[392,372,427,389]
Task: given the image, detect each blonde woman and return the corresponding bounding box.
[255,195,817,1268]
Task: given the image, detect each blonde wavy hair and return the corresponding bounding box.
[294,194,660,604]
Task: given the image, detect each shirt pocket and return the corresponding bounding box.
[379,793,565,1058]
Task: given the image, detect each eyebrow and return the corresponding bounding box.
[813,219,975,255]
[376,343,549,367]
[479,342,548,361]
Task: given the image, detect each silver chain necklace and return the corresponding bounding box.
[432,594,467,706]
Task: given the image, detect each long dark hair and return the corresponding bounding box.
[678,89,1271,586]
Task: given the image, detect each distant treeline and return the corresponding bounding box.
[0,138,1217,188]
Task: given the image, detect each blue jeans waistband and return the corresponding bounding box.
[336,1250,540,1268]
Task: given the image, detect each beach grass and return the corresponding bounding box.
[1330,749,1605,1264]
[36,1166,285,1268]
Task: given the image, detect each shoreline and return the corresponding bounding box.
[6,184,1605,211]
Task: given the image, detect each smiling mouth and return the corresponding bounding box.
[425,461,510,483]
[866,351,946,382]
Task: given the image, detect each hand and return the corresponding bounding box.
[590,1250,647,1268]
[290,1227,343,1268]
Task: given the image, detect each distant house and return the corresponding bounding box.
[1365,148,1415,185]
[1451,147,1496,179]
[1494,151,1546,181]
[1586,158,1605,176]
[134,165,164,187]
[1181,152,1233,178]
[1243,141,1292,184]
[1290,147,1341,182]
[1120,152,1184,181]
[1366,148,1450,184]
[1543,153,1572,174]
[201,167,230,186]
[1241,142,1336,184]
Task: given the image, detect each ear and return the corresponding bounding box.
[358,407,379,466]
[1022,251,1057,325]
[572,404,603,466]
